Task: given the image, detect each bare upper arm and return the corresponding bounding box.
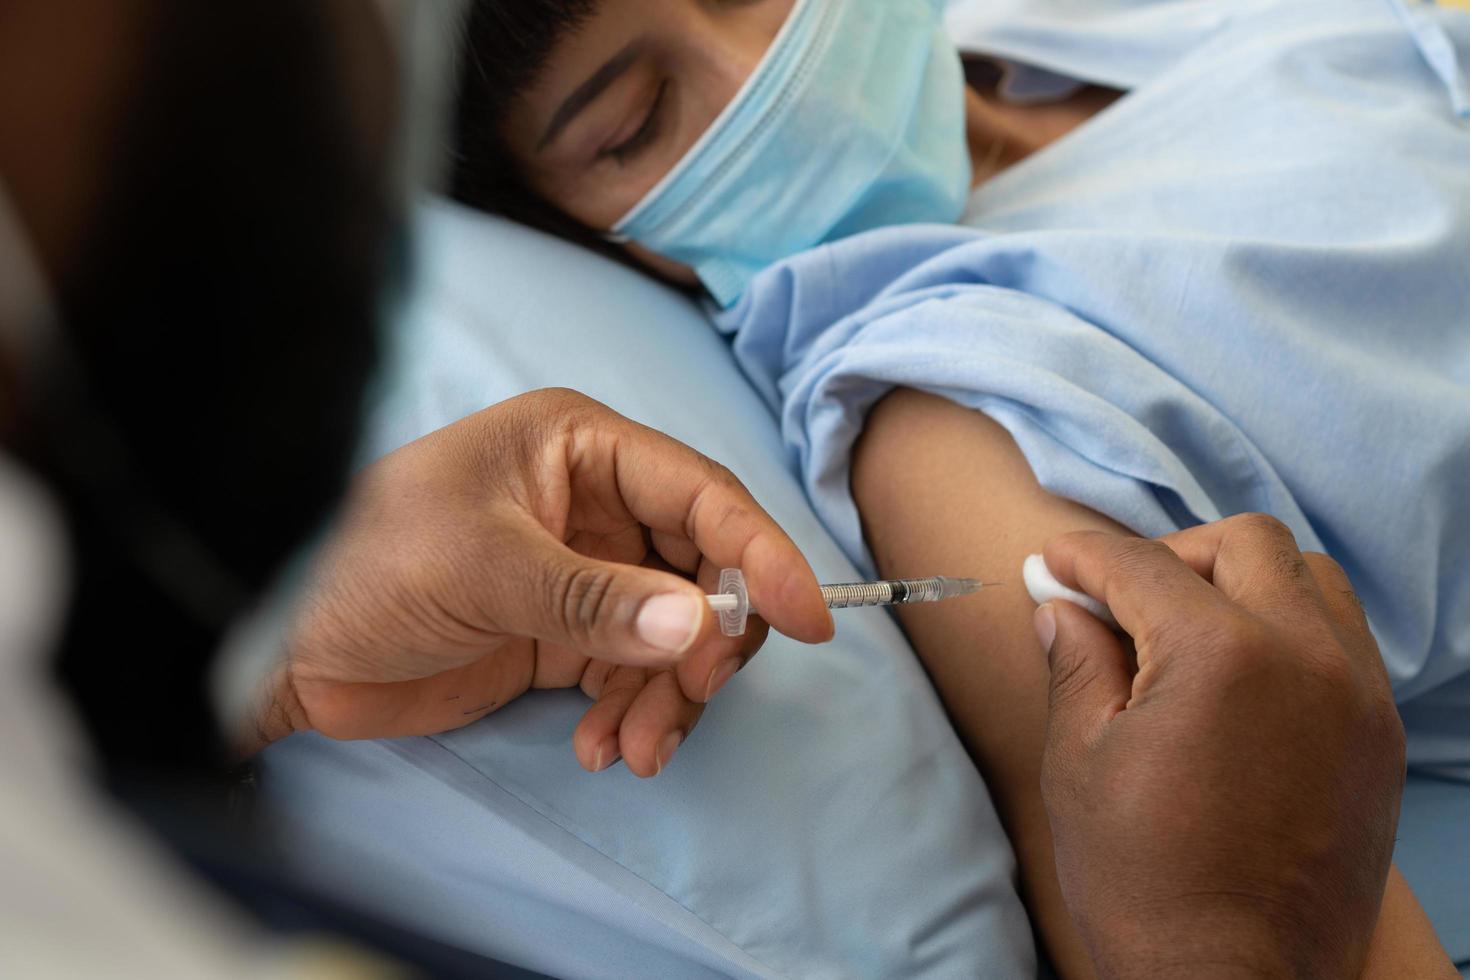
[853,387,1129,567]
[852,388,1129,979]
[851,387,1128,658]
[851,388,1454,980]
[852,385,1129,781]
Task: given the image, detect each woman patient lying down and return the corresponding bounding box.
[452,0,1470,975]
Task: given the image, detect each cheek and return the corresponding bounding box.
[523,159,651,233]
[522,72,740,231]
[518,0,797,238]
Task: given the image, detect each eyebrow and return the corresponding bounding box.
[538,42,642,152]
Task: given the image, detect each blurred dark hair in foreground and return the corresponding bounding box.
[15,0,395,783]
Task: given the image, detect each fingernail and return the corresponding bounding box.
[593,736,620,773]
[703,658,742,702]
[1034,603,1057,654]
[636,594,703,656]
[655,730,684,776]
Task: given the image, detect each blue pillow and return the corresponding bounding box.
[259,199,1034,978]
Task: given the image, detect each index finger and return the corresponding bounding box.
[1155,514,1329,631]
[1042,531,1237,649]
[609,419,834,644]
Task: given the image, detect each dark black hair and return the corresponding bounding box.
[451,0,607,248]
[18,0,393,780]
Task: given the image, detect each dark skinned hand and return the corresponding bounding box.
[1036,515,1406,979]
[249,388,833,776]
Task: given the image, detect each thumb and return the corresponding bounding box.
[496,529,715,668]
[1039,600,1133,753]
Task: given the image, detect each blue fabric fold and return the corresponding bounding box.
[718,0,1470,737]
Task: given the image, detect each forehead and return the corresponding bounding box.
[499,0,644,144]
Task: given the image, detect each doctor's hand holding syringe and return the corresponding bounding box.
[248,387,834,777]
[253,387,1424,978]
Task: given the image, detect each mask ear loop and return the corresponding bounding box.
[603,231,632,245]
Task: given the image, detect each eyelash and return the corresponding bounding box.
[601,81,667,167]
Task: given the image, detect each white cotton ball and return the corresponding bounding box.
[1022,554,1118,628]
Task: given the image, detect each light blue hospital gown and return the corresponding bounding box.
[717,0,1470,772]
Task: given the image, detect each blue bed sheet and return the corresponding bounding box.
[260,200,1034,978]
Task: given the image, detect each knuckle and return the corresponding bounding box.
[600,665,651,697]
[1111,537,1181,584]
[1231,512,1292,540]
[1129,614,1178,661]
[487,395,568,472]
[1228,515,1310,584]
[1302,550,1347,582]
[1269,546,1309,585]
[1116,536,1174,563]
[1229,513,1302,562]
[579,660,615,699]
[683,461,748,537]
[551,562,619,645]
[698,458,744,497]
[526,386,595,414]
[1085,538,1182,620]
[707,495,753,543]
[1048,650,1096,707]
[519,388,608,444]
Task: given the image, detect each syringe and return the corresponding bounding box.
[706,568,995,636]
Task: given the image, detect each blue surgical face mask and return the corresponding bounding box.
[610,0,971,307]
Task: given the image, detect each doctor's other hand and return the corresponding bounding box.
[1035,516,1407,980]
[247,388,833,776]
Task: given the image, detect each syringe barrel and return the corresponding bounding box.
[896,577,948,603]
[820,581,898,608]
[818,579,949,607]
[823,575,958,605]
[711,572,981,629]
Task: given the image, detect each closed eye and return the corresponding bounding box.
[599,80,668,167]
